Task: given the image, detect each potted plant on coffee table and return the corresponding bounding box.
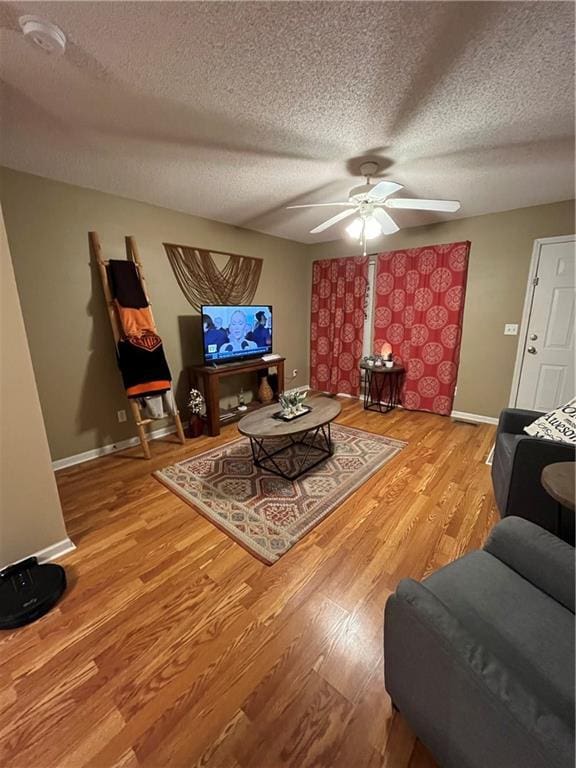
[279,389,308,419]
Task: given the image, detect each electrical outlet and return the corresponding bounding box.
[292,368,298,378]
[117,409,127,423]
[504,324,519,336]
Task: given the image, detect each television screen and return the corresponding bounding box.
[201,305,273,365]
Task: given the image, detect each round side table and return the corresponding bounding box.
[541,462,575,545]
[360,362,405,414]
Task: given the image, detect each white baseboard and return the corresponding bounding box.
[52,424,177,471]
[1,537,76,571]
[36,538,76,563]
[451,410,499,426]
[485,444,495,466]
[53,389,312,472]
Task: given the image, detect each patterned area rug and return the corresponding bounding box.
[154,424,406,564]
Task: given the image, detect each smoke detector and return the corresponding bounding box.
[18,16,66,55]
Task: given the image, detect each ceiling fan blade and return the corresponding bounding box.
[287,202,353,209]
[385,198,461,212]
[372,207,399,235]
[310,209,357,234]
[367,181,403,200]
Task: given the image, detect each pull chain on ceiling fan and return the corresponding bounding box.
[287,162,461,255]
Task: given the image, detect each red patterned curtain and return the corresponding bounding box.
[310,257,368,396]
[373,241,470,415]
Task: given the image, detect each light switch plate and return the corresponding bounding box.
[504,324,518,336]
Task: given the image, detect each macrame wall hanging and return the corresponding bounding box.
[163,243,263,311]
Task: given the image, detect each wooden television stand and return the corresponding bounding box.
[191,357,285,436]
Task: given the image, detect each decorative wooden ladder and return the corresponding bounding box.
[90,231,186,459]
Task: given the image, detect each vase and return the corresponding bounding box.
[258,375,274,403]
[188,414,204,438]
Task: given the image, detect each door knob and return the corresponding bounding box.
[529,333,538,341]
[527,346,537,354]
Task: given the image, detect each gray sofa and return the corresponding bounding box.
[491,408,575,542]
[384,517,575,768]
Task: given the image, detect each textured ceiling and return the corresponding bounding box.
[0,1,574,243]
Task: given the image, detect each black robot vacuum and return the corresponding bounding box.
[0,556,67,629]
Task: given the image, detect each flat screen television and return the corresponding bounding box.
[201,305,273,365]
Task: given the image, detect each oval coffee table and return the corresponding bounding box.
[238,396,342,481]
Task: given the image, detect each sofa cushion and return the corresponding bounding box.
[388,579,573,768]
[484,517,575,612]
[424,550,575,725]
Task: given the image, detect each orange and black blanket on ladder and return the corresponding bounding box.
[107,259,172,398]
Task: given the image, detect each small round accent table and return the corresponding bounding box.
[360,362,405,413]
[541,462,575,545]
[238,396,342,481]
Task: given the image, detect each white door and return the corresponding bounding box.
[514,237,575,411]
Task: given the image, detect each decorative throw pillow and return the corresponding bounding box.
[524,398,576,444]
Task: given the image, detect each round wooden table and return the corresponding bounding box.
[238,396,342,480]
[541,462,575,543]
[360,362,405,413]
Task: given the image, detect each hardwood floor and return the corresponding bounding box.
[0,398,498,768]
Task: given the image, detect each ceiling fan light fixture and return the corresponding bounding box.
[346,215,382,241]
[345,217,362,240]
[288,168,461,242]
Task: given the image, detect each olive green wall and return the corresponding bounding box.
[0,205,68,566]
[308,200,575,419]
[0,167,311,461]
[2,163,573,464]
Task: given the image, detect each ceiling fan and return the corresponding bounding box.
[287,162,461,252]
